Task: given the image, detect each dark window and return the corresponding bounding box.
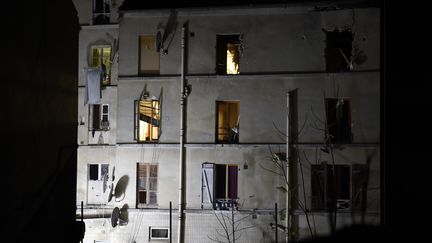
[89,164,99,180]
[89,104,110,131]
[150,227,169,239]
[216,35,240,75]
[216,101,239,144]
[88,164,109,181]
[201,163,238,210]
[325,30,353,72]
[93,0,110,25]
[311,163,367,211]
[325,98,352,144]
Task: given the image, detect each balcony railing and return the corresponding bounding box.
[215,198,238,211]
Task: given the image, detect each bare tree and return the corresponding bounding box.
[208,199,255,243]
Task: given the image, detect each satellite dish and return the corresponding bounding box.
[111,207,120,227]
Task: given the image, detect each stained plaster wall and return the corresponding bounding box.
[116,73,380,144]
[118,7,379,76]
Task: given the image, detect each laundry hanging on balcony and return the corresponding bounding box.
[85,67,101,105]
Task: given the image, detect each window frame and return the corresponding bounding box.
[216,34,241,75]
[325,29,353,72]
[149,227,170,240]
[216,100,240,144]
[311,163,368,212]
[201,162,239,210]
[92,0,111,25]
[89,45,112,86]
[134,98,161,143]
[89,104,110,131]
[136,163,158,208]
[138,35,160,76]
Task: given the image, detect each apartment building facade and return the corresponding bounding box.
[73,1,381,242]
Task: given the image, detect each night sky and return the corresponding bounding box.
[3,0,432,242]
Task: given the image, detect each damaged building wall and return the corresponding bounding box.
[118,7,379,76]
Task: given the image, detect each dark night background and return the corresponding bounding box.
[2,0,431,242]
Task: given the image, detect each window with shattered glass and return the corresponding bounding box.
[325,98,352,144]
[216,34,241,75]
[134,99,160,142]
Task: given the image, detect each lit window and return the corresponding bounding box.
[134,99,160,142]
[90,46,111,85]
[216,35,240,75]
[137,163,158,207]
[216,101,239,143]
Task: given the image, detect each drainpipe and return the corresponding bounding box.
[286,91,290,243]
[178,22,188,243]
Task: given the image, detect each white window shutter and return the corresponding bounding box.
[201,163,214,209]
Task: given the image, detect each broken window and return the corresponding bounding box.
[93,0,110,25]
[325,98,352,144]
[311,163,368,211]
[201,162,238,210]
[216,101,239,144]
[137,163,158,207]
[139,36,160,76]
[134,98,160,142]
[216,35,240,75]
[90,46,111,85]
[89,104,110,131]
[325,29,353,72]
